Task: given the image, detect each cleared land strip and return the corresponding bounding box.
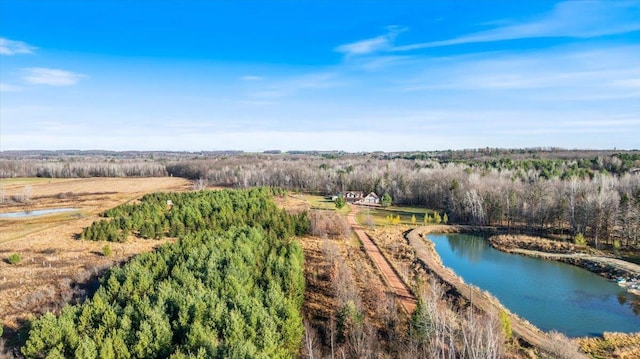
[406,226,588,358]
[347,206,417,314]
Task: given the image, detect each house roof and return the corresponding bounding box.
[344,191,363,196]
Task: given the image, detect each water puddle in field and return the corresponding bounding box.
[0,208,79,219]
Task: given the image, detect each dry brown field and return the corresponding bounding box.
[0,177,191,331]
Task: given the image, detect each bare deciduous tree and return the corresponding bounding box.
[192,177,207,191]
[460,309,503,359]
[303,320,321,359]
[311,211,349,238]
[546,331,584,359]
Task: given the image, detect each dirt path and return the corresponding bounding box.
[406,226,587,358]
[347,206,417,314]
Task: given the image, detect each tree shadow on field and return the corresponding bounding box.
[1,317,31,358]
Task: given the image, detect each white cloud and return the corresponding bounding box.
[22,68,86,86]
[394,0,640,51]
[335,26,406,56]
[336,35,390,56]
[0,83,23,92]
[0,37,36,55]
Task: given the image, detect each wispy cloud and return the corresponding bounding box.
[241,75,263,81]
[237,100,274,106]
[395,45,640,101]
[22,68,86,86]
[335,26,406,56]
[611,78,640,88]
[336,1,640,55]
[0,37,36,55]
[395,1,640,51]
[248,72,341,99]
[0,83,23,92]
[349,55,416,72]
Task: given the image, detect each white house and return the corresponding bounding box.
[343,191,364,203]
[358,192,380,205]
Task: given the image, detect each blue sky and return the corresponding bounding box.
[1,1,639,151]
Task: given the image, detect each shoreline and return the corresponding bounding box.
[404,226,571,357]
[408,225,640,357]
[488,234,640,296]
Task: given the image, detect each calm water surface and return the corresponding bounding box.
[0,208,78,218]
[428,234,640,337]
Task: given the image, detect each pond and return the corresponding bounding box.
[0,208,79,219]
[428,233,640,337]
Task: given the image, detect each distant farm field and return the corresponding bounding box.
[0,177,190,330]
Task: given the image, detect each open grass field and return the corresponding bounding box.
[285,194,431,227]
[298,194,351,214]
[355,205,434,227]
[0,177,191,244]
[0,177,191,331]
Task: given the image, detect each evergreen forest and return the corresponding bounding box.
[22,188,309,358]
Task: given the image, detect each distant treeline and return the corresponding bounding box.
[167,155,640,250]
[2,149,638,178]
[23,188,307,358]
[0,160,167,178]
[2,150,639,249]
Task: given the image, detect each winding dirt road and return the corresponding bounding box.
[406,226,588,358]
[347,206,417,314]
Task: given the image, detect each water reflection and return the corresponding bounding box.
[619,294,628,305]
[628,297,640,316]
[445,234,487,263]
[616,294,640,315]
[0,208,78,218]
